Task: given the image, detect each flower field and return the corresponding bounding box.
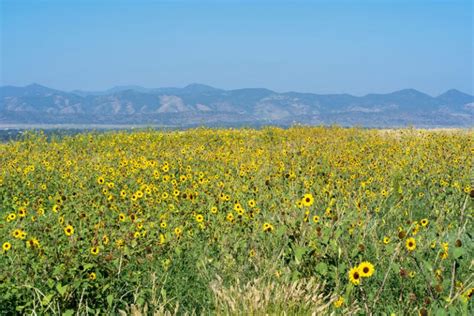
[0,127,473,315]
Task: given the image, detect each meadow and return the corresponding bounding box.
[0,127,472,315]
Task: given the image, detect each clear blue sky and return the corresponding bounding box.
[1,0,472,95]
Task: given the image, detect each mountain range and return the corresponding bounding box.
[1,83,473,127]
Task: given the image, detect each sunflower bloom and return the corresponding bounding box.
[358,261,375,278]
[406,237,416,251]
[349,267,361,285]
[64,225,74,236]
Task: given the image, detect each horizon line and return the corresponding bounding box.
[1,82,473,98]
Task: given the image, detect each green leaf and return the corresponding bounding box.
[294,246,308,263]
[452,247,465,259]
[434,307,447,316]
[102,284,111,293]
[276,225,286,237]
[41,293,54,306]
[83,263,94,270]
[56,283,67,296]
[47,278,55,289]
[15,305,25,312]
[339,262,347,273]
[315,262,328,276]
[63,310,74,316]
[350,247,359,258]
[392,262,400,273]
[423,260,433,272]
[107,294,114,307]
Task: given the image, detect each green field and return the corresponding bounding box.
[1,127,472,315]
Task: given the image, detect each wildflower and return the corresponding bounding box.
[18,208,27,217]
[159,234,166,244]
[333,296,344,308]
[262,222,274,233]
[119,213,126,222]
[349,267,361,285]
[195,214,204,223]
[406,237,416,251]
[358,261,375,278]
[441,242,449,252]
[27,238,40,248]
[6,213,16,222]
[97,176,105,185]
[64,225,74,236]
[90,246,100,255]
[302,193,314,207]
[2,242,11,252]
[89,272,97,281]
[463,288,474,300]
[13,229,22,239]
[248,199,256,208]
[115,239,124,248]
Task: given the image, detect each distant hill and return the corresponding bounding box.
[1,84,473,127]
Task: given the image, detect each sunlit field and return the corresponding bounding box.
[1,127,472,315]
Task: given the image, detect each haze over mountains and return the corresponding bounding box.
[1,83,473,127]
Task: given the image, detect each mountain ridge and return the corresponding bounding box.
[1,84,472,127]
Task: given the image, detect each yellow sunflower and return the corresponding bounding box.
[90,246,100,255]
[406,237,416,251]
[358,261,375,278]
[262,222,274,233]
[2,242,12,252]
[195,214,204,223]
[348,267,361,285]
[64,225,74,236]
[301,193,314,207]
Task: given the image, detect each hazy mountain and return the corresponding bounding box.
[71,85,153,97]
[1,84,473,127]
[436,89,474,111]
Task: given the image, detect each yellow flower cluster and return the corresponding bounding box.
[0,127,471,313]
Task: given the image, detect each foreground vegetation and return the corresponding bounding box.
[0,127,472,315]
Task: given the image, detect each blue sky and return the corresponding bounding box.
[1,0,472,95]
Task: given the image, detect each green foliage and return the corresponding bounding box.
[0,127,472,314]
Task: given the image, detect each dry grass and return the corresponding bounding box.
[210,277,359,315]
[117,277,360,315]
